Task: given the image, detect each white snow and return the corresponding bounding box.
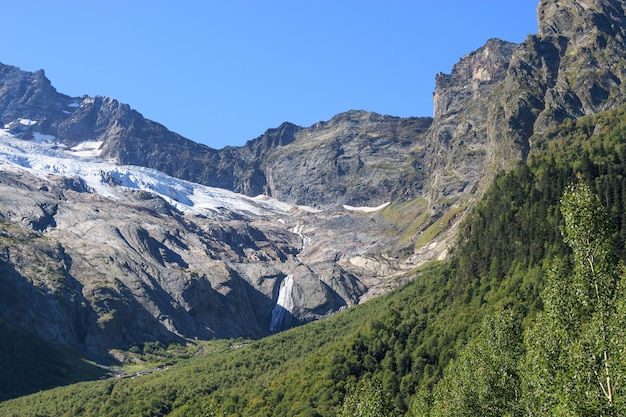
[252,194,294,212]
[19,118,37,126]
[0,130,297,218]
[33,132,57,144]
[343,202,391,213]
[67,140,104,157]
[67,102,80,108]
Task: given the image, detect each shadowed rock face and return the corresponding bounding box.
[1,0,626,360]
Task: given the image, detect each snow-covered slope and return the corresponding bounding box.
[0,130,297,218]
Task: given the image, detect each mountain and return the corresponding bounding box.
[0,129,418,360]
[5,0,626,213]
[1,0,626,398]
[0,65,432,209]
[0,68,438,362]
[5,99,626,414]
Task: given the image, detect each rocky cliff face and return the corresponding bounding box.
[1,0,626,362]
[255,111,432,207]
[424,39,518,205]
[490,0,626,159]
[0,144,406,358]
[423,0,626,208]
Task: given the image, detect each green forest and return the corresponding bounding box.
[3,104,626,416]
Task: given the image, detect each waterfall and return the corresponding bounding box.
[269,274,295,332]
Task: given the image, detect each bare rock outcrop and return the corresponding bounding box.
[0,164,405,359]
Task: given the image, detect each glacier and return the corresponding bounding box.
[0,129,296,219]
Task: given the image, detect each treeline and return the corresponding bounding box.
[2,104,626,415]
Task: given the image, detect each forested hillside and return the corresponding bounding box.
[3,104,626,416]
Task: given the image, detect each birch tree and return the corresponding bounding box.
[523,180,626,416]
[428,310,524,417]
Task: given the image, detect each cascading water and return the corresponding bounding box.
[269,274,296,332]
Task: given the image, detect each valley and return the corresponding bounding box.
[2,0,626,415]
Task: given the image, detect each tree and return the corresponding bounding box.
[425,309,524,417]
[338,376,398,417]
[523,179,626,416]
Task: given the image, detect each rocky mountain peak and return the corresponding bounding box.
[423,0,626,208]
[490,0,626,162]
[537,0,626,39]
[433,38,517,119]
[239,121,299,157]
[0,63,71,126]
[324,109,397,125]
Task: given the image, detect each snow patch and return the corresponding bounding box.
[19,118,37,126]
[67,101,80,108]
[0,130,296,218]
[252,195,294,212]
[343,202,391,213]
[67,140,104,158]
[252,195,319,213]
[33,132,57,144]
[296,205,321,213]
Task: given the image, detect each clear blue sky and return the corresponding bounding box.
[2,1,537,149]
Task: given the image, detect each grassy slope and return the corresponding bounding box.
[0,285,395,416]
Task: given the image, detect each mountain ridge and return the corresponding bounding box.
[3,1,626,212]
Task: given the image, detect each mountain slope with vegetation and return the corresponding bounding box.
[4,93,626,417]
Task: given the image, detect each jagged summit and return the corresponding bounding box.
[480,0,626,174]
[534,0,626,115]
[0,63,71,124]
[537,0,626,39]
[433,38,517,119]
